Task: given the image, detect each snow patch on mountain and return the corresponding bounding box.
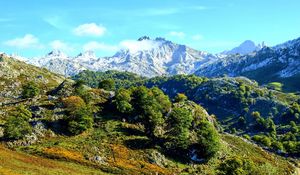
[222,40,264,55]
[25,37,220,77]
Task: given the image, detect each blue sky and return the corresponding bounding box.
[0,0,300,57]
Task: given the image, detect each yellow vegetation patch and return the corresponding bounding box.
[42,147,84,162]
[108,144,172,175]
[0,145,106,175]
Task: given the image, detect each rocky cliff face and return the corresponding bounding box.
[26,37,220,77]
[195,37,300,90]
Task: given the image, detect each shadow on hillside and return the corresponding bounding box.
[124,137,155,150]
[116,126,145,136]
[44,119,70,136]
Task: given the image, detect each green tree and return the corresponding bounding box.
[114,88,133,114]
[130,86,170,138]
[98,79,115,91]
[194,120,220,158]
[22,81,40,98]
[62,96,93,135]
[151,87,171,113]
[73,79,86,97]
[4,105,32,139]
[66,106,93,135]
[166,107,193,150]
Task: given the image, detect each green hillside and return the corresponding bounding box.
[0,58,298,174]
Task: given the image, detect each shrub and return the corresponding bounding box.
[267,82,283,91]
[271,141,284,151]
[62,96,86,112]
[243,134,251,140]
[218,156,255,175]
[252,135,272,147]
[174,93,188,102]
[22,81,40,98]
[4,105,32,139]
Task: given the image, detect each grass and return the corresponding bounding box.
[9,117,296,175]
[222,134,294,174]
[17,119,173,175]
[0,144,108,175]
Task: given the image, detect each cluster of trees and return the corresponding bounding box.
[62,96,93,135]
[73,70,143,89]
[218,156,256,175]
[3,82,40,138]
[114,86,220,159]
[283,102,300,123]
[60,80,103,135]
[251,111,276,136]
[249,111,300,154]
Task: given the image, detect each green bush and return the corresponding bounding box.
[252,135,272,147]
[267,82,283,91]
[22,81,40,98]
[218,156,255,175]
[174,93,188,102]
[4,105,32,139]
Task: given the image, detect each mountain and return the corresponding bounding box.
[222,40,264,55]
[28,50,87,76]
[196,37,300,91]
[0,53,64,104]
[0,57,296,174]
[27,37,220,77]
[18,36,300,91]
[74,70,300,157]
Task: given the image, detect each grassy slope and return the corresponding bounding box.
[0,145,107,175]
[0,55,64,101]
[12,118,295,175]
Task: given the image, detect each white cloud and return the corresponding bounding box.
[192,34,204,41]
[119,40,159,53]
[73,23,106,37]
[83,41,118,52]
[168,31,186,39]
[49,40,74,52]
[3,34,42,49]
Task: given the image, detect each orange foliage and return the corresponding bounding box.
[42,147,84,162]
[108,144,172,175]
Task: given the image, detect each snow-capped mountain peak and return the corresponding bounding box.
[24,36,220,77]
[46,50,68,59]
[222,40,264,55]
[74,50,96,62]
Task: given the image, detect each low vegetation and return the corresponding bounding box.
[0,59,298,174]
